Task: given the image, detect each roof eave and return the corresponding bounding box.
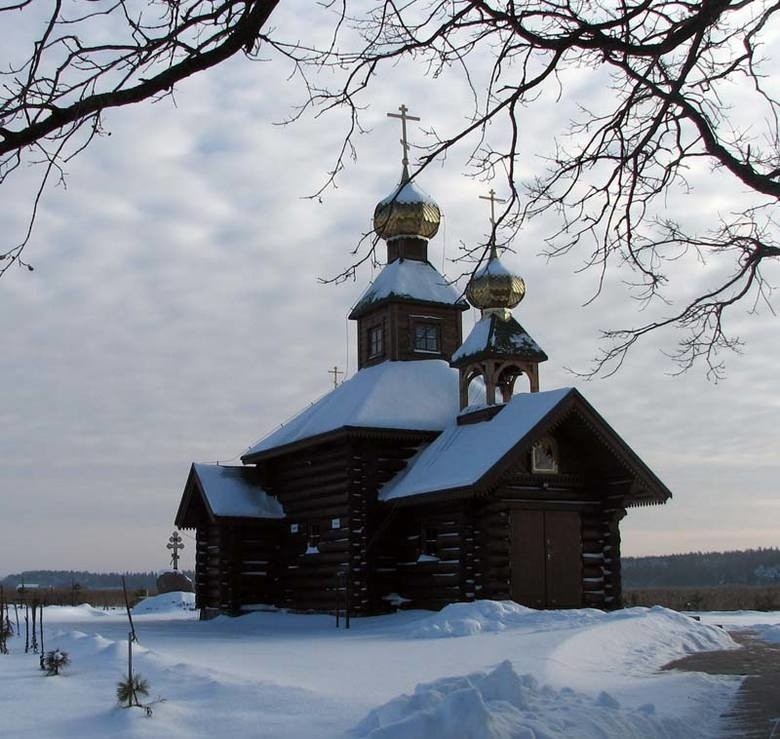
[451,347,549,367]
[175,464,218,529]
[349,295,469,320]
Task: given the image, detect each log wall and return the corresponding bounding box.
[195,520,283,617]
[265,439,352,613]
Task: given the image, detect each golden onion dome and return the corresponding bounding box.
[373,176,441,241]
[466,245,526,316]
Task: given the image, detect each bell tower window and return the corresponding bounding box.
[413,323,440,353]
[368,325,385,358]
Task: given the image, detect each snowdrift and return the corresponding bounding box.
[353,660,686,739]
[132,590,195,614]
[404,600,602,638]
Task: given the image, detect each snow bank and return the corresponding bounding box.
[352,660,694,739]
[404,600,598,638]
[547,605,737,682]
[133,591,195,614]
[753,623,780,643]
[41,603,110,621]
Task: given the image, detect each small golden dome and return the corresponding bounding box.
[373,177,441,241]
[466,246,526,315]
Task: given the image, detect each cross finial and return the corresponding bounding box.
[479,188,507,256]
[387,104,421,181]
[167,531,184,571]
[479,188,506,226]
[328,365,344,389]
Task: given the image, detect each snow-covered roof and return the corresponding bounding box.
[451,314,548,364]
[349,259,466,318]
[244,360,477,460]
[378,179,437,207]
[381,388,572,500]
[192,464,284,519]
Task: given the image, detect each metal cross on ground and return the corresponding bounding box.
[328,365,344,388]
[387,104,420,177]
[167,531,184,571]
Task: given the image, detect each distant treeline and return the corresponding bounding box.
[624,548,780,588]
[3,549,779,591]
[0,570,194,591]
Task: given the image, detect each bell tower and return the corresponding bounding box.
[349,105,468,369]
[451,190,547,410]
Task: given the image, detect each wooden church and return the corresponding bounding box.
[175,108,671,619]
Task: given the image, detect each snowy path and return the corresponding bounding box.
[0,597,768,738]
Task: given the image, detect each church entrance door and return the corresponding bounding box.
[510,509,582,608]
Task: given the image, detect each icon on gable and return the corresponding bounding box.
[532,436,558,474]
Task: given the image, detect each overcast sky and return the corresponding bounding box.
[2,2,778,575]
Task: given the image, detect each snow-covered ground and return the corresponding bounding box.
[1,595,774,738]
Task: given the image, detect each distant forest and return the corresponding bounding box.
[0,570,194,590]
[3,548,778,591]
[623,548,780,588]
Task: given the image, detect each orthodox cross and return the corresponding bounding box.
[167,531,184,571]
[479,188,506,227]
[328,365,344,388]
[387,104,420,178]
[479,188,507,254]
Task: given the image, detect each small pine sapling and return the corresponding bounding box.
[116,674,150,707]
[43,649,70,676]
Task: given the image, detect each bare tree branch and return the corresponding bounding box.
[2,0,779,377]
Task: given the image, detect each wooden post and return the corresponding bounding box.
[0,587,6,655]
[30,601,38,653]
[335,571,341,628]
[345,568,351,630]
[127,632,134,707]
[121,576,137,643]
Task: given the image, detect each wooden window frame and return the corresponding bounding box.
[368,324,385,359]
[419,523,439,560]
[412,322,441,354]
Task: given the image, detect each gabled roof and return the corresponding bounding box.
[175,464,284,528]
[380,388,672,506]
[243,360,482,462]
[451,313,548,365]
[349,259,468,319]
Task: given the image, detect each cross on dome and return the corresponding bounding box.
[374,104,441,244]
[479,188,506,226]
[387,104,420,181]
[479,188,507,254]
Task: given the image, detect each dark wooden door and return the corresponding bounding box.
[510,510,546,608]
[510,510,582,608]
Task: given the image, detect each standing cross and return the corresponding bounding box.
[328,365,344,388]
[387,104,420,176]
[167,531,184,571]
